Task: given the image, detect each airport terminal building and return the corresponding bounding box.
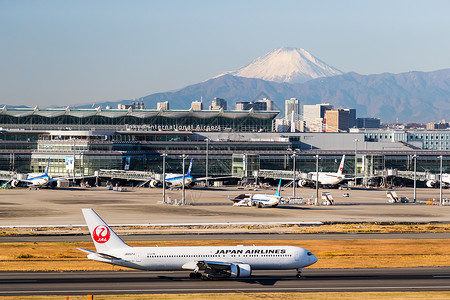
[1,107,449,185]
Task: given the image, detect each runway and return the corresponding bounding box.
[1,268,450,296]
[2,232,450,243]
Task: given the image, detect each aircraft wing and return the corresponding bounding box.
[182,260,233,271]
[194,176,234,182]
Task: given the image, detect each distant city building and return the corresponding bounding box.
[344,108,356,128]
[235,101,267,111]
[118,99,145,110]
[364,129,450,150]
[326,109,350,132]
[285,98,299,121]
[357,118,381,129]
[157,101,169,110]
[426,121,448,130]
[191,100,203,110]
[302,103,333,132]
[209,97,227,110]
[274,118,290,132]
[258,98,273,111]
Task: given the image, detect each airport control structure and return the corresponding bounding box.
[0,106,449,187]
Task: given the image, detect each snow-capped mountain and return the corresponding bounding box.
[219,47,343,83]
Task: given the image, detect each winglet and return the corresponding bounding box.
[274,178,282,197]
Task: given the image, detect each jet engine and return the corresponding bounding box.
[426,180,436,188]
[149,180,159,188]
[298,179,307,187]
[11,180,19,187]
[229,263,252,277]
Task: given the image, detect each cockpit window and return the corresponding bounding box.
[307,252,312,256]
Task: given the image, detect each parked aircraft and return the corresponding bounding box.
[78,208,318,279]
[230,179,282,207]
[10,158,59,188]
[298,155,347,187]
[149,158,194,188]
[426,173,450,188]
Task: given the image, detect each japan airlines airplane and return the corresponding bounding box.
[230,179,283,208]
[149,158,194,188]
[78,208,318,280]
[298,155,347,187]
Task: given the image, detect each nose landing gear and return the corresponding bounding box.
[296,268,303,279]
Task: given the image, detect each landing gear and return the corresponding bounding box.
[189,272,202,279]
[201,274,214,281]
[296,268,303,279]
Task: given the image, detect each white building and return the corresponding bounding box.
[302,103,333,132]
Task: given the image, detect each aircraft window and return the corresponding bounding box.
[307,252,312,256]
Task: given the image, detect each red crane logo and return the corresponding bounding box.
[93,225,110,243]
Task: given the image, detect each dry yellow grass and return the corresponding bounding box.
[1,239,450,271]
[1,292,450,300]
[2,223,450,236]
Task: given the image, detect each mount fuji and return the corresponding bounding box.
[218,47,343,83]
[58,47,449,123]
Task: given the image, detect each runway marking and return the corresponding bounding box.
[2,286,450,294]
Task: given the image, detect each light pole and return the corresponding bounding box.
[439,155,443,205]
[205,138,209,187]
[161,153,167,203]
[353,139,359,186]
[181,154,188,205]
[292,151,297,198]
[315,154,319,205]
[73,138,76,186]
[412,154,417,203]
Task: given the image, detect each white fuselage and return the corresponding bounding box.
[27,175,51,187]
[250,194,281,206]
[308,172,345,186]
[165,174,194,187]
[87,245,317,271]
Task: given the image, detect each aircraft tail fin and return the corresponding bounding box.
[337,155,345,175]
[82,208,129,253]
[44,158,50,176]
[187,158,193,176]
[274,178,282,197]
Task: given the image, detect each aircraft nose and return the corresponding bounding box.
[302,249,318,266]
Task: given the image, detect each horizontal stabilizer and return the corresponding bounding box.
[77,248,95,254]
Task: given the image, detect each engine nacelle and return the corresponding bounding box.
[426,180,436,188]
[11,180,19,187]
[149,180,159,188]
[229,263,252,277]
[298,179,307,187]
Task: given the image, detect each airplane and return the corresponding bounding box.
[298,155,347,187]
[230,179,282,208]
[9,158,59,188]
[149,158,194,188]
[425,173,450,188]
[78,208,318,280]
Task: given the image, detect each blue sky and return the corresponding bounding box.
[1,0,449,107]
